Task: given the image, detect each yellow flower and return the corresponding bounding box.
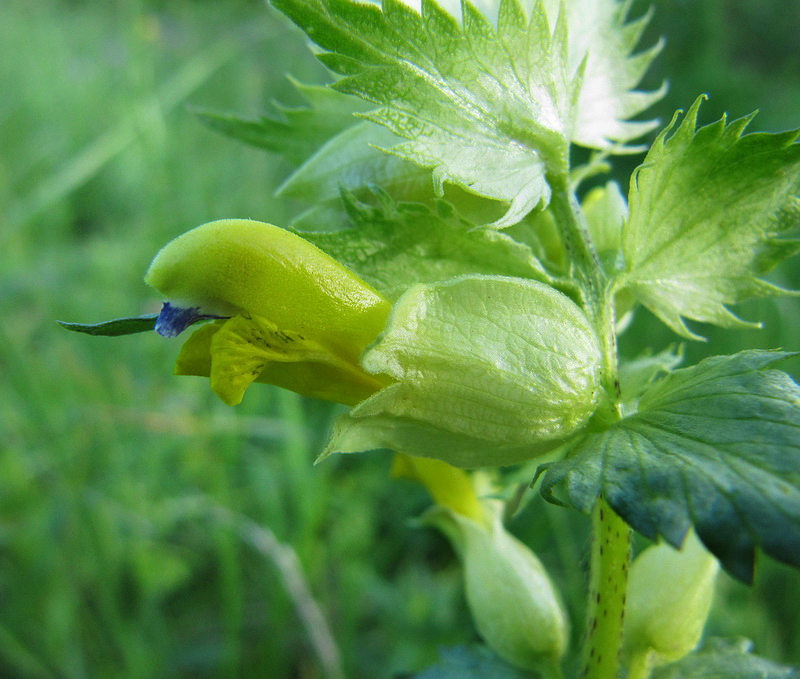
[145,219,392,405]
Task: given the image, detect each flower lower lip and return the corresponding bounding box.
[154,302,227,338]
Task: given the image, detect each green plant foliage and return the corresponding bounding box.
[406,644,533,679]
[57,315,158,336]
[20,0,800,675]
[618,345,683,410]
[193,79,368,166]
[619,96,800,339]
[652,639,800,679]
[294,190,552,298]
[582,181,627,270]
[539,350,800,583]
[323,275,602,467]
[271,0,664,226]
[276,122,429,202]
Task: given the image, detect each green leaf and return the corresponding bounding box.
[272,0,664,226]
[277,121,430,202]
[404,644,531,679]
[619,96,800,339]
[57,315,157,336]
[192,79,369,166]
[652,638,800,679]
[505,207,569,275]
[322,275,602,467]
[538,350,800,582]
[583,180,628,271]
[618,344,683,413]
[294,190,553,298]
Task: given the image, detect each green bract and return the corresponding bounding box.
[619,96,800,339]
[539,350,800,582]
[277,122,429,205]
[323,275,603,467]
[194,79,370,167]
[295,190,553,299]
[271,0,664,226]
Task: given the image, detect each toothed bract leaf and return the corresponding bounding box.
[538,350,800,583]
[193,80,368,166]
[322,275,603,467]
[271,0,664,226]
[295,191,551,298]
[652,639,800,679]
[277,121,430,202]
[618,345,683,414]
[620,97,800,339]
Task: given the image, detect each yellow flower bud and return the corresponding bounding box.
[623,531,719,674]
[393,454,567,671]
[144,219,392,405]
[424,506,569,673]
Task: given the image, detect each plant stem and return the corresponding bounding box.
[582,499,632,679]
[545,174,621,417]
[547,173,630,676]
[545,173,605,301]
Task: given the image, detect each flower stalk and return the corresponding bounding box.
[547,171,629,677]
[546,173,622,423]
[583,499,632,679]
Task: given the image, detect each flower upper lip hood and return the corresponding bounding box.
[144,218,392,361]
[143,218,393,406]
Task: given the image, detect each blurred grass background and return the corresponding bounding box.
[1,0,798,677]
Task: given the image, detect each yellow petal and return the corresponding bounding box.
[391,453,486,523]
[187,314,388,406]
[174,322,220,377]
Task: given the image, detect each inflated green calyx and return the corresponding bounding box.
[323,275,604,467]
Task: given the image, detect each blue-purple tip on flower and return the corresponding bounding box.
[154,302,225,338]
